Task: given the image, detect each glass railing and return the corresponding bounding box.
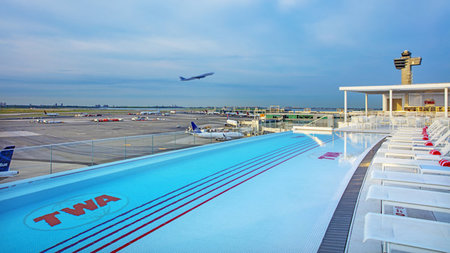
[260,121,294,132]
[4,131,220,183]
[302,115,331,128]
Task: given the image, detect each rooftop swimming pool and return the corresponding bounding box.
[0,131,384,252]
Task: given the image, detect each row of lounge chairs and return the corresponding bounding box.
[362,119,450,253]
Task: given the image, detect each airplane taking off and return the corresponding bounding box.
[180,72,214,81]
[190,122,244,140]
[0,146,18,179]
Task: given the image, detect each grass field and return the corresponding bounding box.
[0,108,130,119]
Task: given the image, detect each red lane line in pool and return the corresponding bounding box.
[57,140,316,252]
[44,138,314,252]
[114,146,319,252]
[91,137,335,253]
[70,139,325,253]
[111,139,335,253]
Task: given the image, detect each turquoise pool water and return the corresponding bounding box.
[0,131,384,252]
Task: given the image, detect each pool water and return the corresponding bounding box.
[0,131,384,252]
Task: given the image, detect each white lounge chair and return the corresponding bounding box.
[378,143,450,161]
[391,120,442,134]
[387,127,448,145]
[390,119,441,136]
[364,213,450,253]
[420,164,450,175]
[370,170,450,190]
[388,120,446,140]
[384,130,450,150]
[376,149,439,159]
[366,184,450,213]
[371,156,443,172]
[388,126,447,143]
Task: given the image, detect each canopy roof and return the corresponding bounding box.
[339,83,450,94]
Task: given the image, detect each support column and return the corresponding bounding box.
[389,90,393,119]
[365,93,368,117]
[344,91,348,124]
[344,132,347,159]
[445,88,448,118]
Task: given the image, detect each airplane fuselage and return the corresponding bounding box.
[193,131,243,140]
[180,72,214,81]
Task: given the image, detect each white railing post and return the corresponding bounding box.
[365,93,368,117]
[124,137,127,159]
[445,87,448,118]
[389,89,393,119]
[344,90,348,124]
[50,145,53,174]
[91,140,94,166]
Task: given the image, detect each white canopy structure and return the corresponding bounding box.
[339,83,450,123]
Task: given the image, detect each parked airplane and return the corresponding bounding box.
[190,122,243,140]
[44,110,59,116]
[0,146,18,179]
[140,111,160,115]
[180,72,214,81]
[34,119,63,124]
[131,116,150,121]
[93,118,123,122]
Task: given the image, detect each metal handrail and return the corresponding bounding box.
[13,131,188,151]
[303,115,328,127]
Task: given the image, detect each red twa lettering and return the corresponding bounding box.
[95,194,120,207]
[33,194,121,227]
[33,211,61,227]
[61,199,98,216]
[318,152,342,160]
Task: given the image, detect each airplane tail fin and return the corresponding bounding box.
[180,76,186,81]
[0,146,15,172]
[191,122,201,133]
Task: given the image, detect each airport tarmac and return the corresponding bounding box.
[0,111,242,183]
[0,112,229,148]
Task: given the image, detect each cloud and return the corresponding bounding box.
[1,0,449,107]
[0,35,230,78]
[277,0,310,11]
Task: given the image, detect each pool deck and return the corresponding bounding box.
[336,126,392,134]
[343,125,450,253]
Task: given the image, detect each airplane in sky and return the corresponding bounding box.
[0,146,18,179]
[179,72,214,81]
[190,122,244,140]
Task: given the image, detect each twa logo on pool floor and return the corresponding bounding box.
[24,193,128,230]
[318,152,342,160]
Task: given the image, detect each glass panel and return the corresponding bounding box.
[92,138,127,165]
[124,135,154,159]
[4,131,233,183]
[4,146,52,183]
[50,142,91,174]
[152,133,177,154]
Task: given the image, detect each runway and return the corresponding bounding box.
[0,112,229,148]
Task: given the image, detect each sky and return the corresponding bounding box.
[0,0,449,108]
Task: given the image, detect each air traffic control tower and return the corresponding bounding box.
[394,50,422,84]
